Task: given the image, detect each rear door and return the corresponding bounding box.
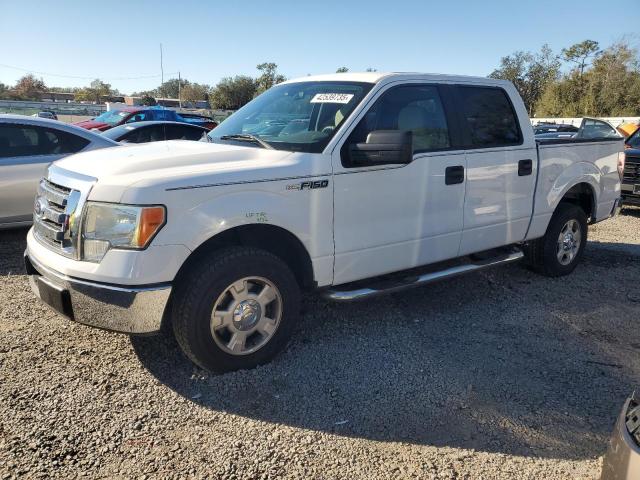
[0,124,89,224]
[454,85,537,254]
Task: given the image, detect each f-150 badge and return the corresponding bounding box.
[286,179,329,191]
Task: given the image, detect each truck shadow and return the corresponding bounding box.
[0,227,29,276]
[132,239,640,461]
[621,206,640,218]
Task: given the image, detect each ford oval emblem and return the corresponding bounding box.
[34,197,45,218]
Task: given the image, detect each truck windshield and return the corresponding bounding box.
[208,81,373,153]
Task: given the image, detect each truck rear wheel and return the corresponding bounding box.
[524,202,588,277]
[171,247,300,373]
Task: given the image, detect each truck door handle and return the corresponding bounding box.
[445,165,464,185]
[518,159,533,176]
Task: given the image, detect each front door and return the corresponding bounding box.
[331,83,467,285]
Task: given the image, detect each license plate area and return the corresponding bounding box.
[35,276,74,320]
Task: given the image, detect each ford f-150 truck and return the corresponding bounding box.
[25,73,625,373]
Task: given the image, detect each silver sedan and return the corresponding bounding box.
[0,114,118,229]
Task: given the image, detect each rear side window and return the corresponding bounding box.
[0,124,89,158]
[125,125,166,143]
[456,86,522,148]
[166,125,206,141]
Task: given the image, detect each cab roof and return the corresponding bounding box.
[283,72,510,87]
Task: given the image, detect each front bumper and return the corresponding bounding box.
[621,183,640,206]
[621,194,640,206]
[600,394,640,480]
[25,253,171,335]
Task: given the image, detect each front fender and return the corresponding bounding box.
[153,180,335,286]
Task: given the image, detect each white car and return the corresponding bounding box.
[24,72,624,373]
[0,114,118,228]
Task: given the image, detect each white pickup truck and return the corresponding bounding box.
[25,72,624,373]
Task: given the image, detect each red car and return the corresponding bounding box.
[74,107,217,132]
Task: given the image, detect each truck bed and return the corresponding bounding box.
[526,137,623,240]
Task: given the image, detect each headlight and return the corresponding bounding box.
[81,202,166,262]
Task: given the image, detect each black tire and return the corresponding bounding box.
[171,247,301,373]
[523,202,588,277]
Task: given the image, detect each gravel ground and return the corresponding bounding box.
[1,208,639,479]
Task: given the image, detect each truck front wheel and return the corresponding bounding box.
[171,247,301,373]
[524,202,588,277]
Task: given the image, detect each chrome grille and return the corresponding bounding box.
[623,156,640,183]
[33,178,80,257]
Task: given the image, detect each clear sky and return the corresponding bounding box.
[1,0,637,94]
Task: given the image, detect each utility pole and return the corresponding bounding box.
[178,71,182,108]
[159,43,164,98]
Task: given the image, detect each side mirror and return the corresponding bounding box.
[348,130,413,165]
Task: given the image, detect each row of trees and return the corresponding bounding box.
[0,75,121,103]
[0,62,287,110]
[131,62,287,109]
[3,43,639,116]
[489,39,640,117]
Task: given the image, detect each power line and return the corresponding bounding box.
[0,63,179,81]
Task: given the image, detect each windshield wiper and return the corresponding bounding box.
[219,134,274,149]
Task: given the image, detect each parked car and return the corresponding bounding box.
[600,390,640,480]
[577,118,621,139]
[24,72,623,373]
[101,121,208,144]
[534,118,620,140]
[534,131,577,140]
[32,111,58,120]
[0,114,118,229]
[533,123,578,135]
[73,106,217,132]
[622,143,640,206]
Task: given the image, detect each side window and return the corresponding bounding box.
[43,128,90,154]
[0,125,88,158]
[120,129,143,143]
[126,112,149,123]
[123,126,153,143]
[343,84,451,165]
[456,86,522,148]
[166,125,205,141]
[148,125,166,142]
[0,125,40,157]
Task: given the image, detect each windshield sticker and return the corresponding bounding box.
[310,93,354,104]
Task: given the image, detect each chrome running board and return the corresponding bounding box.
[322,249,524,302]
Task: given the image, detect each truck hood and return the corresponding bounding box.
[53,140,304,202]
